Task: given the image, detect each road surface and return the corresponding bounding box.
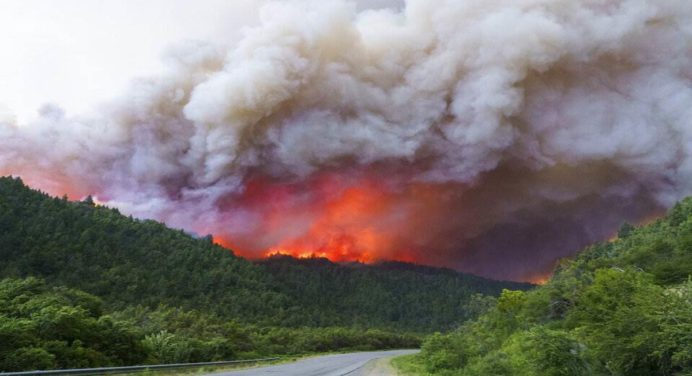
[209,349,419,376]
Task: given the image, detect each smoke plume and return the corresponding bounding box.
[2,0,691,281]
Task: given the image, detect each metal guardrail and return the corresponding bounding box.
[0,357,281,376]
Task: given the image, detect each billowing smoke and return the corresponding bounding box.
[2,0,691,281]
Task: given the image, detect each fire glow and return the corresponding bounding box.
[211,171,439,266]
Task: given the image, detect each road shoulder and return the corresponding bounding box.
[352,356,400,376]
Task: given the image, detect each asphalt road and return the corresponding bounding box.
[209,349,419,376]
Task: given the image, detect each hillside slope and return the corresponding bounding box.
[415,197,692,375]
[0,176,528,332]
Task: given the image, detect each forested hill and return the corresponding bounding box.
[0,176,528,332]
[414,195,692,375]
[259,256,528,330]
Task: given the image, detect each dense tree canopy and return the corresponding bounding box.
[0,277,145,371]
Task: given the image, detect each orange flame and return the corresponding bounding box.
[212,173,431,264]
[263,185,389,262]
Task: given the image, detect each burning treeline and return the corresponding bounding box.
[1,0,691,281]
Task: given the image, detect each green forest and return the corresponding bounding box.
[0,176,528,371]
[409,198,692,375]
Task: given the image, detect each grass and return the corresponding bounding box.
[391,353,429,376]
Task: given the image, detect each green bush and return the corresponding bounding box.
[0,278,145,371]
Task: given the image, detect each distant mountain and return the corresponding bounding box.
[0,176,529,332]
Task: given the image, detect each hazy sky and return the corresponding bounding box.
[0,0,402,123]
[0,0,259,123]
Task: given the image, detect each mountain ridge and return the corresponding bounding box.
[0,175,530,332]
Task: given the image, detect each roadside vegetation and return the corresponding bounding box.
[391,353,429,376]
[404,198,692,375]
[0,277,420,371]
[0,176,528,371]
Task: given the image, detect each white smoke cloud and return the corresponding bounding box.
[1,0,691,280]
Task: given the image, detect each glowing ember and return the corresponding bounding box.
[526,274,551,285]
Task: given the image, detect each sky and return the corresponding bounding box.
[0,0,257,123]
[0,0,402,123]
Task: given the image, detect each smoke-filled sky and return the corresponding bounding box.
[1,0,691,282]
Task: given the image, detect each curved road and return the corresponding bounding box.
[209,349,419,376]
